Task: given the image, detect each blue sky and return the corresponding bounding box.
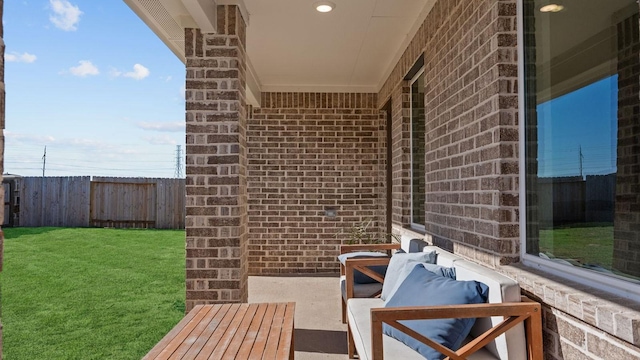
[537,76,618,178]
[4,0,186,178]
[4,1,618,180]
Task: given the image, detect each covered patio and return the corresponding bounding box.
[125,0,640,359]
[124,0,440,311]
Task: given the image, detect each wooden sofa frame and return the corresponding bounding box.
[341,243,543,359]
[339,243,401,323]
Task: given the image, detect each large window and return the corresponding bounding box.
[523,0,640,288]
[411,70,425,229]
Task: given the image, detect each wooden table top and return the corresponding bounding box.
[143,302,296,360]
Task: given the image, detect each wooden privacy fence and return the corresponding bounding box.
[19,176,91,227]
[17,176,185,229]
[537,174,615,227]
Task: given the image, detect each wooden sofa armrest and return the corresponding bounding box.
[340,243,401,254]
[369,300,543,360]
[344,257,391,300]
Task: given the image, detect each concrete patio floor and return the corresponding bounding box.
[248,275,348,360]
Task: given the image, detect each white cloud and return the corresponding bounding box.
[144,135,178,146]
[137,121,184,132]
[110,64,150,80]
[69,60,99,77]
[67,138,111,148]
[6,131,111,150]
[123,64,150,80]
[5,131,56,143]
[49,0,82,31]
[5,52,37,63]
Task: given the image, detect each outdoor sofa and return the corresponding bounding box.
[339,237,542,359]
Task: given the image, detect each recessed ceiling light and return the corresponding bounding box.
[314,1,335,13]
[539,0,564,13]
[539,4,564,12]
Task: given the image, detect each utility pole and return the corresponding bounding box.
[579,145,584,179]
[175,145,183,178]
[41,146,47,226]
[42,146,47,177]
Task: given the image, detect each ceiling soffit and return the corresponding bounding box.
[124,0,434,103]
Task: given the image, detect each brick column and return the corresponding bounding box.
[390,84,411,227]
[184,5,248,310]
[613,13,640,277]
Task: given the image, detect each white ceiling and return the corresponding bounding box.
[245,0,430,92]
[124,0,433,103]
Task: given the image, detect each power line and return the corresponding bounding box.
[5,142,185,177]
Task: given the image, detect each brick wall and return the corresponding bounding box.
[423,0,519,266]
[613,12,640,278]
[377,0,640,358]
[390,84,411,227]
[246,92,385,274]
[184,5,248,310]
[502,264,640,359]
[384,0,520,266]
[541,303,640,359]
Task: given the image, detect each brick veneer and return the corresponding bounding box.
[246,92,385,274]
[390,84,411,227]
[385,0,520,266]
[184,5,248,310]
[542,306,640,359]
[613,12,640,277]
[379,0,640,359]
[423,0,519,266]
[501,264,640,357]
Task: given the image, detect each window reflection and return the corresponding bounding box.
[524,0,640,281]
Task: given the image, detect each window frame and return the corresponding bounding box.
[516,0,640,301]
[409,68,426,232]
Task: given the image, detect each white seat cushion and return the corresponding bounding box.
[347,298,497,360]
[454,260,527,360]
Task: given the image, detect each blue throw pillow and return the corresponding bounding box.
[383,265,489,360]
[380,251,437,301]
[422,263,456,279]
[337,251,389,284]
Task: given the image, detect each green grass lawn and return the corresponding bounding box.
[538,224,613,268]
[0,227,185,360]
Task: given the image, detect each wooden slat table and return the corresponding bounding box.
[143,302,295,360]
